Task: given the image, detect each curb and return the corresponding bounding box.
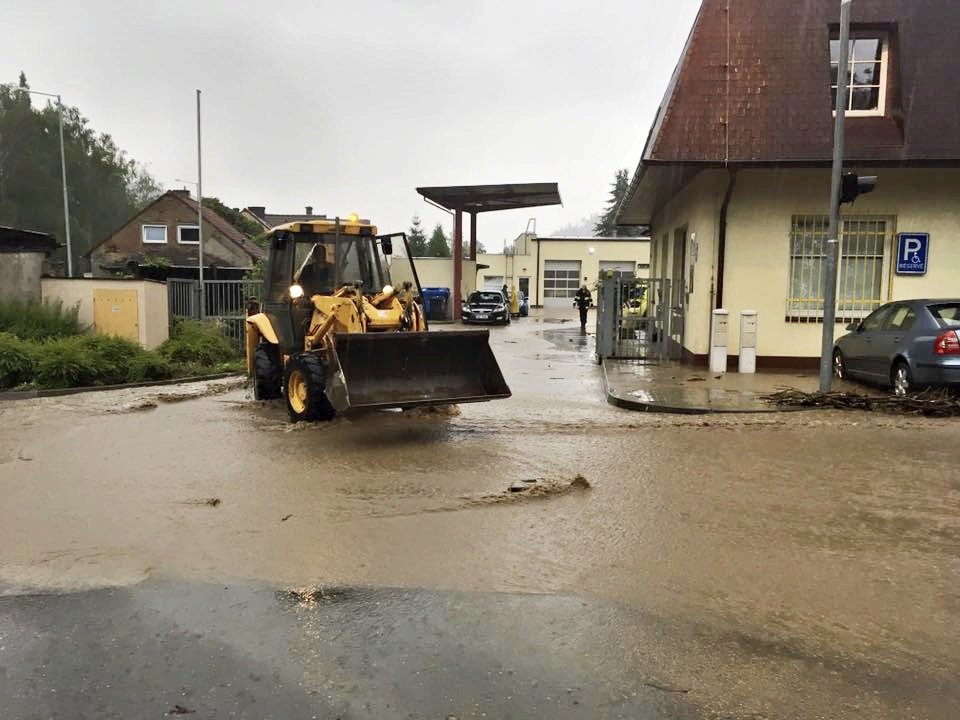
[0,373,245,402]
[601,362,784,415]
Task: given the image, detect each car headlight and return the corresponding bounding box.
[495,304,505,312]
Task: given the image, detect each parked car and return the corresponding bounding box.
[833,299,960,396]
[462,291,511,325]
[621,287,649,332]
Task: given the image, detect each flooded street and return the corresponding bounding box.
[1,313,959,719]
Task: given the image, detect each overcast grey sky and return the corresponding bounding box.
[6,0,701,250]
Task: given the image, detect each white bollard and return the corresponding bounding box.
[739,310,758,374]
[710,309,729,374]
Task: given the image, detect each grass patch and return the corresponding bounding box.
[0,299,83,341]
[159,320,238,366]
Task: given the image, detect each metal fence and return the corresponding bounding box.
[168,278,263,353]
[595,277,677,362]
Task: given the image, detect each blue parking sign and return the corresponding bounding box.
[896,233,929,275]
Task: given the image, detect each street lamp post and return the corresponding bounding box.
[818,0,853,392]
[5,86,73,276]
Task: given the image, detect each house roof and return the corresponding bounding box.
[88,191,264,261]
[0,225,58,253]
[242,207,327,230]
[617,0,960,224]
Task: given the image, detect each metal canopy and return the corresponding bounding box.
[416,183,562,213]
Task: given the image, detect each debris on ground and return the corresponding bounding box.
[406,404,462,417]
[468,475,592,507]
[180,497,221,507]
[111,400,158,413]
[764,388,960,417]
[644,681,689,694]
[686,377,705,382]
[167,705,195,715]
[281,514,293,521]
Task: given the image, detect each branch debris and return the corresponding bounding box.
[764,388,960,417]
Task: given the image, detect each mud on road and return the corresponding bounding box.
[1,313,958,719]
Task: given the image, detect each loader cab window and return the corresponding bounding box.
[294,240,336,295]
[266,233,294,302]
[338,234,387,292]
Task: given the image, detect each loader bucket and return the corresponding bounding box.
[325,330,511,412]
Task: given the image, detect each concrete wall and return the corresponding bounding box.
[651,167,960,361]
[41,278,169,349]
[0,252,46,302]
[477,239,651,306]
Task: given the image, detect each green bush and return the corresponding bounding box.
[0,299,83,341]
[127,352,173,382]
[0,332,35,389]
[33,336,103,388]
[79,335,148,384]
[159,320,237,366]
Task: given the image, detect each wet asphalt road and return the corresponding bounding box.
[1,310,959,719]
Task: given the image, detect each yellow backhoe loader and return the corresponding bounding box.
[245,214,511,421]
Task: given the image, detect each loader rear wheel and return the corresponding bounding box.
[284,354,335,422]
[253,343,282,400]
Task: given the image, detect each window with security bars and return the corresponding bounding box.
[787,215,890,321]
[543,269,580,298]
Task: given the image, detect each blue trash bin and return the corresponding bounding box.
[421,287,451,320]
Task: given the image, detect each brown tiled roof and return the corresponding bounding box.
[172,193,264,260]
[243,207,327,230]
[644,0,960,164]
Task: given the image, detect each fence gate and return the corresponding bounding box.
[167,278,263,353]
[595,276,677,362]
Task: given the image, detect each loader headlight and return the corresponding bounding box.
[381,284,394,296]
[289,283,304,299]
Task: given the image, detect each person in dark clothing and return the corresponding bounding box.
[574,284,592,331]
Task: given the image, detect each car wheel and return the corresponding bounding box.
[253,343,282,399]
[891,360,913,397]
[832,348,846,380]
[284,353,336,422]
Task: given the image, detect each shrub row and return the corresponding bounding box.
[0,320,240,391]
[0,299,83,341]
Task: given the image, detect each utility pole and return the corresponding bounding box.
[55,96,73,277]
[196,89,204,319]
[819,0,852,393]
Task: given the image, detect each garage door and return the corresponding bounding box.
[543,260,581,308]
[483,275,504,291]
[599,260,636,283]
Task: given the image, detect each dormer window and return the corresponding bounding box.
[830,34,888,116]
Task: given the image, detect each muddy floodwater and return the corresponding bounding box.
[1,312,958,719]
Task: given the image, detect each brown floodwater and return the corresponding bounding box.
[2,313,958,718]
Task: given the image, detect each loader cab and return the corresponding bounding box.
[261,219,392,352]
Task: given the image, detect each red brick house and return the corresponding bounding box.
[88,190,264,279]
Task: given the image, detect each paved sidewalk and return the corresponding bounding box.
[603,360,857,413]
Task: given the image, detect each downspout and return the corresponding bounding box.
[715,168,737,310]
[535,237,541,306]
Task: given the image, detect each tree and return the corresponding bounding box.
[426,222,451,257]
[593,169,641,237]
[407,214,428,257]
[461,240,486,259]
[0,72,164,274]
[203,196,264,238]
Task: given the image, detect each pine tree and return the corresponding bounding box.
[407,214,428,256]
[426,222,451,257]
[594,169,640,237]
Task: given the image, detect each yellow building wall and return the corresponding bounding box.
[477,239,650,306]
[679,167,960,359]
[41,278,169,349]
[389,257,477,305]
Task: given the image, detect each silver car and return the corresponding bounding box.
[833,299,960,395]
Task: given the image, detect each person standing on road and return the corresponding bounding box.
[574,284,592,331]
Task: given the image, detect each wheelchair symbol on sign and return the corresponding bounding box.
[911,253,922,264]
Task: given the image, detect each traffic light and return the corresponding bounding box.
[840,173,877,205]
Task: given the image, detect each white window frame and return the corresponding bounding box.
[831,32,889,118]
[177,224,200,245]
[786,215,893,322]
[142,224,167,244]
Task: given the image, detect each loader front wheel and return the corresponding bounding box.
[284,354,336,422]
[253,343,282,400]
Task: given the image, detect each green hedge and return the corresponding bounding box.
[0,332,35,389]
[159,320,237,366]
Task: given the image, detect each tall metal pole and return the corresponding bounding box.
[55,96,73,277]
[196,89,204,319]
[819,0,852,393]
